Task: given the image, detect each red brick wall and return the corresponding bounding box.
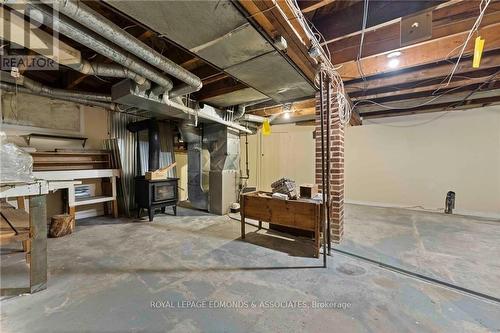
[315,87,345,243]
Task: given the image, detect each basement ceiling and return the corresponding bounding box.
[105,0,316,106]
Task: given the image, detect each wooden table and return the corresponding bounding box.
[0,180,48,295]
[240,191,322,257]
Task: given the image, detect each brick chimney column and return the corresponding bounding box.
[315,87,345,243]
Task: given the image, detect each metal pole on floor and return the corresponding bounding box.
[326,77,332,256]
[319,71,327,268]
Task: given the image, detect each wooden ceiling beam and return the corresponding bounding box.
[345,52,500,94]
[194,77,247,101]
[352,73,497,101]
[298,0,337,14]
[248,97,362,126]
[313,0,448,43]
[249,98,316,116]
[361,95,500,119]
[337,22,500,80]
[356,83,500,113]
[328,2,500,64]
[237,0,318,82]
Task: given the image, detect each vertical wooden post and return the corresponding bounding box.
[111,176,118,218]
[29,195,47,293]
[16,196,25,211]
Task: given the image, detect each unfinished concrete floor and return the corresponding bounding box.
[1,205,499,332]
[340,204,500,300]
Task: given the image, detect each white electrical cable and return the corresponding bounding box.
[434,0,491,93]
[289,0,352,125]
[350,0,492,113]
[288,0,490,121]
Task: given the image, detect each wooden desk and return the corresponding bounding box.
[240,191,322,257]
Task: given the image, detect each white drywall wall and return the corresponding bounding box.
[242,106,500,218]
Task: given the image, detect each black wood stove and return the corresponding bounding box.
[128,119,178,221]
[135,176,178,221]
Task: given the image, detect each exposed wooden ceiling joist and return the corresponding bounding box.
[194,77,247,101]
[361,94,500,119]
[357,82,500,113]
[345,52,500,94]
[329,1,500,64]
[337,21,500,80]
[313,0,448,43]
[353,73,497,101]
[298,0,337,13]
[237,0,318,82]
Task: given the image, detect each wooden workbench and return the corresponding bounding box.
[34,169,120,219]
[0,180,48,295]
[240,191,322,258]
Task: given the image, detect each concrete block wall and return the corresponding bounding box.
[315,87,345,243]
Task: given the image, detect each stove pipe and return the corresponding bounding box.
[127,119,160,171]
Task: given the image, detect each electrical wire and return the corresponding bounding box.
[434,0,491,94]
[356,0,370,86]
[288,0,353,125]
[345,0,490,114]
[363,70,499,127]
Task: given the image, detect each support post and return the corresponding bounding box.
[315,73,345,246]
[319,72,327,268]
[29,195,47,293]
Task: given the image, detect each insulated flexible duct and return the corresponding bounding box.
[21,3,174,92]
[3,73,112,102]
[39,0,202,97]
[71,60,150,89]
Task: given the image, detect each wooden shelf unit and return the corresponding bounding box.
[31,151,112,171]
[34,169,120,220]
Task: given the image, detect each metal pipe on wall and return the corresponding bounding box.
[319,71,327,268]
[22,3,174,92]
[0,81,119,111]
[326,78,332,256]
[17,75,112,102]
[127,119,160,171]
[41,0,202,97]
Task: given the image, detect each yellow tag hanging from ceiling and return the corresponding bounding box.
[473,36,485,68]
[262,118,271,136]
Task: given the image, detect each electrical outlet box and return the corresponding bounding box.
[401,11,433,47]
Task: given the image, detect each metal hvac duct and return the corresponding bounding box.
[1,6,149,89]
[38,0,202,97]
[112,79,252,133]
[21,2,174,92]
[179,121,209,210]
[205,124,240,215]
[13,74,112,102]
